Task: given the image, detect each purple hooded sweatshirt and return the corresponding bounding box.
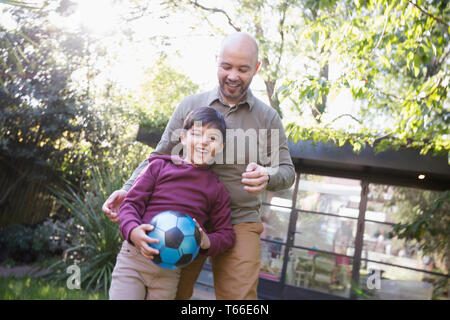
[119,155,235,256]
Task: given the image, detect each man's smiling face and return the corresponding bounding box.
[216,33,260,105]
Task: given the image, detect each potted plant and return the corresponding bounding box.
[136,110,170,148]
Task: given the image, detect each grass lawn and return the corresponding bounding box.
[0,276,108,300]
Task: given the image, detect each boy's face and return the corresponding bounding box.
[180,122,224,166]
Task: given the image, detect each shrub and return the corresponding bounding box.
[0,219,71,264]
[44,165,128,295]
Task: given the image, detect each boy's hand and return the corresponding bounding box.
[129,224,160,259]
[193,218,210,250]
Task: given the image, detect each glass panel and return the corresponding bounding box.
[286,248,353,298]
[363,221,426,270]
[358,261,448,300]
[295,212,357,256]
[364,184,448,275]
[296,174,361,217]
[261,175,296,208]
[260,241,286,282]
[261,205,290,243]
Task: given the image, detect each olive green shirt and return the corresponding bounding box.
[122,87,295,225]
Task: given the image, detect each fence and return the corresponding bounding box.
[0,156,57,226]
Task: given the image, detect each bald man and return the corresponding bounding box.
[103,32,295,300]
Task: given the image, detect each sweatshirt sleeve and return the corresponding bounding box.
[201,182,235,256]
[119,159,162,242]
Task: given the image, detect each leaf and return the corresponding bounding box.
[413,54,421,77]
[378,54,391,68]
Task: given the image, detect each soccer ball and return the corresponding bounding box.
[147,210,201,269]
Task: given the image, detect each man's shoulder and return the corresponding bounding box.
[251,95,279,120]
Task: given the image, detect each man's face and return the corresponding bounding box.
[217,46,260,105]
[181,123,224,166]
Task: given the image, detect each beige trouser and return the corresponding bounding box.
[109,240,180,300]
[175,222,264,300]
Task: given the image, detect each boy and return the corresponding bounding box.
[109,107,235,300]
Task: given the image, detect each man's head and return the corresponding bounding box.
[180,107,226,166]
[216,32,261,105]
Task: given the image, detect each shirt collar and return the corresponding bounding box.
[207,87,255,110]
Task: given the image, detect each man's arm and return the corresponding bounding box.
[265,112,296,192]
[240,111,295,194]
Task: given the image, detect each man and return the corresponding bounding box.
[103,32,295,300]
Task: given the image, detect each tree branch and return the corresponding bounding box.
[325,113,362,126]
[187,0,241,32]
[407,0,449,29]
[368,10,389,59]
[274,1,288,77]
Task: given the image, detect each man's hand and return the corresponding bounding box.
[241,162,269,195]
[129,224,160,259]
[102,190,127,223]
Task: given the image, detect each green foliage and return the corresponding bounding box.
[139,110,170,134]
[0,3,110,186]
[134,56,198,132]
[282,0,449,156]
[0,219,71,263]
[44,164,131,295]
[391,189,450,271]
[139,56,199,114]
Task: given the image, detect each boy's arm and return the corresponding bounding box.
[200,184,235,256]
[119,160,161,242]
[121,101,188,192]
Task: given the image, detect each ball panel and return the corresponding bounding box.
[177,216,196,236]
[152,212,179,232]
[175,254,193,268]
[165,227,184,249]
[160,247,181,264]
[153,254,162,265]
[169,210,186,218]
[157,262,178,270]
[179,235,199,256]
[147,228,165,251]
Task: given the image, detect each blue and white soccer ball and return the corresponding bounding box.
[147,210,201,269]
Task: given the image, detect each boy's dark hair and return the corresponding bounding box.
[183,107,227,140]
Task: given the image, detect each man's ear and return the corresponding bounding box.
[254,61,261,75]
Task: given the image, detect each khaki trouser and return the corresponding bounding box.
[109,240,180,300]
[175,222,264,300]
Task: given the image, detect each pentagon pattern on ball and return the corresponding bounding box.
[165,227,184,249]
[147,211,201,270]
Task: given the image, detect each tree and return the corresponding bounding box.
[283,0,449,156]
[137,55,199,116]
[157,0,310,117]
[0,1,111,216]
[390,189,449,274]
